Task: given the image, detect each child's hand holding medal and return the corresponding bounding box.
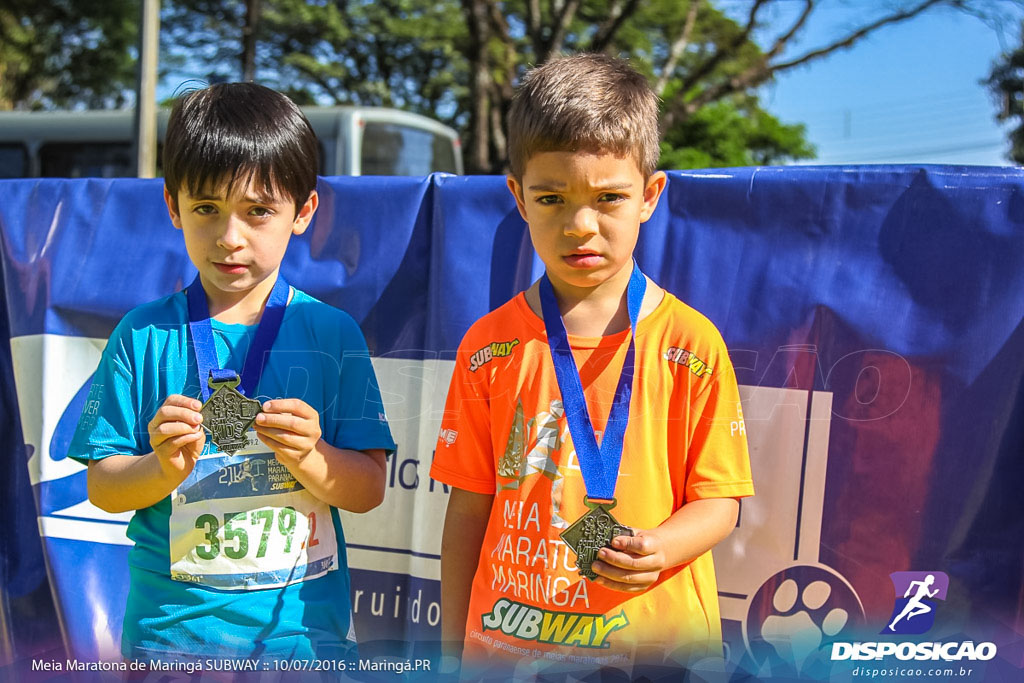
[148,394,205,480]
[254,398,324,467]
[590,530,671,593]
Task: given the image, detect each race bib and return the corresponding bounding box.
[169,432,338,590]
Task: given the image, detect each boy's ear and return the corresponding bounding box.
[639,171,667,223]
[163,187,183,229]
[291,190,319,236]
[506,175,529,222]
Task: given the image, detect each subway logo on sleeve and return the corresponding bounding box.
[469,339,521,372]
[664,346,713,377]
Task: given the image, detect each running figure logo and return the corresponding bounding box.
[883,571,949,635]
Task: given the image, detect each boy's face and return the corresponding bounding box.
[507,151,666,295]
[164,177,317,306]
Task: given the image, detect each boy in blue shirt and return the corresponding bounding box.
[69,83,396,663]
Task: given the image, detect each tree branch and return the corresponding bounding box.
[543,0,582,61]
[679,0,950,119]
[487,2,517,100]
[526,0,543,57]
[241,0,261,82]
[489,80,508,171]
[764,0,812,60]
[460,0,493,173]
[487,1,515,49]
[676,0,767,98]
[655,0,700,96]
[590,0,642,52]
[774,0,950,74]
[773,0,948,71]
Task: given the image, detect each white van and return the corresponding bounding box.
[0,106,463,178]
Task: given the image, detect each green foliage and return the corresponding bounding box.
[660,100,815,169]
[597,0,816,168]
[154,0,818,169]
[987,23,1024,164]
[0,0,137,109]
[0,0,831,167]
[161,0,467,126]
[11,0,961,170]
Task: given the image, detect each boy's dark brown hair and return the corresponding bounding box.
[507,53,661,179]
[163,82,318,214]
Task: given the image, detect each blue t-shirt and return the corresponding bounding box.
[68,287,396,661]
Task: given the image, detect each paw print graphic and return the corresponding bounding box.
[743,564,866,677]
[761,578,849,670]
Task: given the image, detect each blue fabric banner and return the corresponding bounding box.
[1,168,1022,680]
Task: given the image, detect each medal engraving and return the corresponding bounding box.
[199,376,262,455]
[559,498,634,580]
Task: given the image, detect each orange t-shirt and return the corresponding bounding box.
[430,290,754,669]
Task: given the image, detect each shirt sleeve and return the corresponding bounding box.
[67,323,144,464]
[684,352,755,501]
[429,333,496,494]
[323,313,397,456]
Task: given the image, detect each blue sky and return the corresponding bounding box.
[745,2,1021,166]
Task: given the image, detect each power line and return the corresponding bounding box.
[769,88,992,119]
[817,123,1005,149]
[817,139,1006,164]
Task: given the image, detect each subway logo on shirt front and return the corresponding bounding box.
[481,598,628,648]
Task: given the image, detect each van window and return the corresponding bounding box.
[361,123,457,175]
[39,142,134,178]
[0,144,28,178]
[431,133,457,175]
[0,107,462,178]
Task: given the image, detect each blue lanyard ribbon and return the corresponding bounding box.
[186,274,290,401]
[539,262,646,501]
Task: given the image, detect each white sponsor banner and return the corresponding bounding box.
[12,334,832,614]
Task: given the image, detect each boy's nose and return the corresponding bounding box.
[565,206,599,237]
[216,215,247,250]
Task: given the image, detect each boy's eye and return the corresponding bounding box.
[599,193,624,203]
[193,204,217,215]
[536,195,562,206]
[248,206,274,217]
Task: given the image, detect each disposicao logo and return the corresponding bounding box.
[883,571,948,635]
[830,570,997,663]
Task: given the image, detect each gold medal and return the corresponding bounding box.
[559,498,634,580]
[199,375,262,455]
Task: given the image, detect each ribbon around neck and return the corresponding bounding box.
[538,262,645,501]
[186,274,290,401]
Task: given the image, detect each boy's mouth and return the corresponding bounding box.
[213,262,248,274]
[563,252,603,268]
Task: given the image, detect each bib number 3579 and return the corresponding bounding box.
[170,494,338,590]
[193,506,322,561]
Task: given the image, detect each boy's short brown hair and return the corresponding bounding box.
[163,82,318,214]
[507,53,661,179]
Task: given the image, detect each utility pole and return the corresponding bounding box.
[135,0,160,178]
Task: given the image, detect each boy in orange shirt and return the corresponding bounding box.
[429,53,754,676]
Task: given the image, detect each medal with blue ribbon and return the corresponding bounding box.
[186,274,289,455]
[541,262,645,580]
